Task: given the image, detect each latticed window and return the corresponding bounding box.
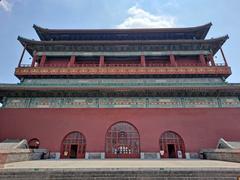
[105,122,140,158]
[159,131,185,158]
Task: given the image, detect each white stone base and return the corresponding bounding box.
[85,152,105,160]
[141,152,160,160]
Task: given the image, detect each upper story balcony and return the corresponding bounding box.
[15,53,231,79]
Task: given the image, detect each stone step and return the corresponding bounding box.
[0,169,239,180]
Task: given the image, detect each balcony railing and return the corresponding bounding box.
[19,63,227,68]
[20,64,32,67]
[215,63,226,66]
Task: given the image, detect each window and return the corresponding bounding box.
[105,122,140,158]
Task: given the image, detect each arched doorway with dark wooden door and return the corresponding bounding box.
[159,131,185,159]
[61,131,86,159]
[105,121,140,158]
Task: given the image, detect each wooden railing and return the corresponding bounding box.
[215,63,226,66]
[20,63,226,68]
[20,64,31,67]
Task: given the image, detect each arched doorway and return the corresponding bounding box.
[28,138,40,149]
[105,121,140,158]
[61,131,86,159]
[159,131,185,158]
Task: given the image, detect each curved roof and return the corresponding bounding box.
[18,35,229,56]
[33,23,212,41]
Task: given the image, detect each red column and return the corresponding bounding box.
[199,54,207,66]
[140,55,146,67]
[31,52,38,67]
[39,54,46,67]
[220,48,228,66]
[99,55,105,67]
[170,54,177,66]
[208,53,215,66]
[68,55,76,67]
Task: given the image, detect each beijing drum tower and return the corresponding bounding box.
[0,23,240,159]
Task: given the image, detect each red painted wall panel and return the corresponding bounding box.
[176,57,201,66]
[45,59,69,65]
[105,59,140,64]
[0,108,240,153]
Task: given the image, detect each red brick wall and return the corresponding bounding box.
[0,108,240,153]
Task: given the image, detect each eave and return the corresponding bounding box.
[17,35,229,56]
[0,83,240,97]
[33,23,212,41]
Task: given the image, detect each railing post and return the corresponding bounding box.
[31,51,38,67]
[140,55,146,67]
[220,48,228,66]
[99,55,105,67]
[68,55,76,67]
[170,54,177,66]
[208,52,215,66]
[40,53,46,67]
[199,54,207,66]
[18,45,26,67]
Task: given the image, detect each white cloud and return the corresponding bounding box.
[0,0,12,12]
[117,6,176,29]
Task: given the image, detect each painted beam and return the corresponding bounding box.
[15,66,232,77]
[36,50,211,57]
[3,97,240,108]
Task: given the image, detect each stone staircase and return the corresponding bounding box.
[0,168,240,180]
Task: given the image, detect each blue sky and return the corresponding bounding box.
[0,0,240,83]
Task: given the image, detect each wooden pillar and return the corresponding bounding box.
[199,54,207,66]
[68,55,76,67]
[18,45,26,67]
[208,53,215,66]
[39,53,46,67]
[140,55,146,67]
[31,51,38,67]
[99,55,104,67]
[220,48,228,66]
[170,54,177,66]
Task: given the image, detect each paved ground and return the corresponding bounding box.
[3,159,240,169]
